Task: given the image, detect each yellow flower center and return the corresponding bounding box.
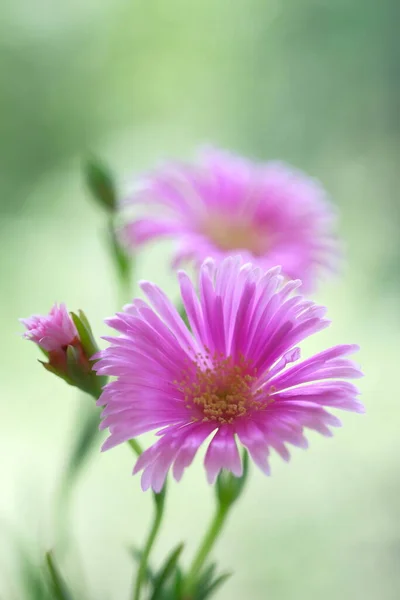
[204,217,268,255]
[176,352,269,424]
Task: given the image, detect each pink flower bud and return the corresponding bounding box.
[21,304,103,396]
[20,303,78,352]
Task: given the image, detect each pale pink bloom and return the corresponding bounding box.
[20,303,77,352]
[95,257,363,492]
[123,148,338,290]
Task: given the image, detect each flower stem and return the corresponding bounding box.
[107,215,133,307]
[133,488,166,600]
[183,503,229,597]
[91,356,164,600]
[128,438,143,456]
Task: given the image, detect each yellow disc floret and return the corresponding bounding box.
[175,351,269,424]
[204,217,268,256]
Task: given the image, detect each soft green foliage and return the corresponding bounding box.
[61,400,102,488]
[12,547,85,600]
[18,552,53,600]
[45,552,75,600]
[194,571,232,600]
[149,543,184,600]
[129,546,156,585]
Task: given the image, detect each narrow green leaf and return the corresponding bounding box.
[45,551,74,600]
[77,310,93,334]
[19,552,51,600]
[157,567,183,600]
[173,567,183,598]
[66,346,81,379]
[128,547,156,584]
[84,157,117,213]
[40,361,73,386]
[65,345,104,396]
[193,563,217,599]
[196,572,232,600]
[64,400,102,483]
[150,543,184,600]
[70,312,99,359]
[55,399,102,545]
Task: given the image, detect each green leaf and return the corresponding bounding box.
[66,346,81,379]
[45,551,75,600]
[172,567,183,598]
[128,547,156,584]
[150,543,184,600]
[18,552,52,600]
[76,310,92,333]
[64,400,102,484]
[55,399,102,545]
[64,344,105,396]
[196,572,232,600]
[193,563,217,599]
[40,361,73,386]
[65,346,89,392]
[84,157,117,213]
[70,311,99,359]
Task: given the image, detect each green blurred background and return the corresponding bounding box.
[1,0,400,598]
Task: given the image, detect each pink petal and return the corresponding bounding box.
[204,426,242,484]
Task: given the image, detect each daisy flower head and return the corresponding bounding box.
[122,147,339,291]
[95,257,363,493]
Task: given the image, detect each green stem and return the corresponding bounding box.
[133,491,166,600]
[107,215,133,306]
[128,438,143,457]
[183,504,229,597]
[90,336,164,600]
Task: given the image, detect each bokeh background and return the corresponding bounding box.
[1,0,400,598]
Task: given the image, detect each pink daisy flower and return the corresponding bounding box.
[122,148,338,291]
[20,303,77,352]
[95,257,363,493]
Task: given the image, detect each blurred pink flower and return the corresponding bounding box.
[20,303,77,352]
[95,257,363,493]
[123,148,338,290]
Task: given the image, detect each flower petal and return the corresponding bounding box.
[204,426,242,484]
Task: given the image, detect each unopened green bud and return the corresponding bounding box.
[84,156,117,213]
[216,450,249,509]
